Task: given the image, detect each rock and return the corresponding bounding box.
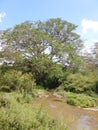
[53,93,62,98]
[44,95,49,98]
[83,108,98,111]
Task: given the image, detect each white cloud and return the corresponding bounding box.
[81,19,98,34]
[0,12,6,23]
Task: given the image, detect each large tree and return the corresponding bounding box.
[1,18,83,65]
[0,18,83,88]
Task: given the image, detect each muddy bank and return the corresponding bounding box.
[33,92,98,130]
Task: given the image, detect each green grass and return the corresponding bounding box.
[56,91,98,107]
[0,92,67,130]
[66,92,98,107]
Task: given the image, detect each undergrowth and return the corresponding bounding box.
[0,92,67,130]
[56,91,98,107]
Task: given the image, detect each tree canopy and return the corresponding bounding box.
[1,18,83,66]
[0,18,84,88]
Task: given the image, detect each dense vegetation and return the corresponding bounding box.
[0,92,67,130]
[0,18,98,129]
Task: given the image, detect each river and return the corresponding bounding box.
[33,92,98,130]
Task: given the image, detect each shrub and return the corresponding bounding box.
[0,94,10,108]
[66,92,98,107]
[0,70,36,95]
[16,93,34,103]
[55,90,98,107]
[61,73,97,94]
[0,93,67,130]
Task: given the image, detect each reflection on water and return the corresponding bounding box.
[73,115,90,130]
[33,93,98,130]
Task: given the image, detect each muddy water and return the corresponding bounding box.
[33,93,98,130]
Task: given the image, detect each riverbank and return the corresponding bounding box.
[33,91,98,130]
[0,91,67,130]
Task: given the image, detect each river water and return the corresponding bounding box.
[33,93,98,130]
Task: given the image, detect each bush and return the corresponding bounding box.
[0,70,36,95]
[16,93,34,103]
[61,73,97,94]
[0,93,67,130]
[66,92,98,107]
[55,91,98,107]
[0,94,11,108]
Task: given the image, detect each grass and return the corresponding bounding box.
[66,92,98,107]
[56,91,98,107]
[0,91,67,130]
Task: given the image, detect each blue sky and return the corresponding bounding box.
[0,0,98,48]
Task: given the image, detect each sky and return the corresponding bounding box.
[0,0,98,50]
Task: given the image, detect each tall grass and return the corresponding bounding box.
[0,92,67,130]
[56,91,98,107]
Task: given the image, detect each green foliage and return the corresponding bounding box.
[0,18,84,90]
[66,92,98,107]
[19,57,64,89]
[55,91,98,107]
[16,93,34,104]
[61,73,97,94]
[0,92,67,130]
[0,93,11,108]
[0,92,34,108]
[0,70,36,95]
[42,63,64,89]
